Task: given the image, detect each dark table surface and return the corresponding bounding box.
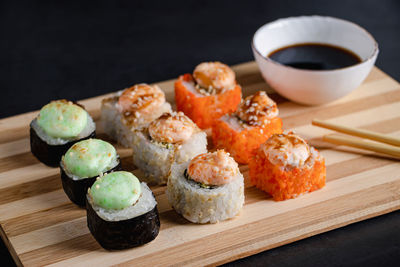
[1,1,399,266]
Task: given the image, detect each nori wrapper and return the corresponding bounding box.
[86,198,160,250]
[60,161,122,207]
[30,125,96,167]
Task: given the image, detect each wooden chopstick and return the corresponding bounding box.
[312,119,400,147]
[323,134,400,158]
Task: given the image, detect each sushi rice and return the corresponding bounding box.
[167,161,244,224]
[131,129,207,185]
[100,91,171,147]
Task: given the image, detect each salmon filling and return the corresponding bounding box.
[187,150,239,186]
[118,84,166,127]
[148,112,196,144]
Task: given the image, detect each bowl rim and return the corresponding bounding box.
[251,15,379,73]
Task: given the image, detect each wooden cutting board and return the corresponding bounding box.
[1,62,400,267]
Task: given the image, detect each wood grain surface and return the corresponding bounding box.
[0,62,399,267]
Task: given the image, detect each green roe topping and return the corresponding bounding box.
[90,171,141,210]
[37,100,88,138]
[63,139,117,178]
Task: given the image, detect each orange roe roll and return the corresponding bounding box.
[249,132,326,201]
[174,62,242,129]
[212,91,282,164]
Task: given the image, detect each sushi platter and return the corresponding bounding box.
[1,61,400,266]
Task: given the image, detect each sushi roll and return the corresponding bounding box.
[60,138,122,206]
[174,62,242,129]
[100,83,171,147]
[30,100,96,167]
[212,91,282,164]
[86,171,160,250]
[167,150,244,223]
[132,112,207,185]
[249,132,326,201]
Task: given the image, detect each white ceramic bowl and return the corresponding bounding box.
[252,16,379,105]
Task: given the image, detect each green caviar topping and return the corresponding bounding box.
[90,171,141,210]
[37,100,88,138]
[63,139,117,178]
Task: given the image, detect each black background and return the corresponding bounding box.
[1,0,400,266]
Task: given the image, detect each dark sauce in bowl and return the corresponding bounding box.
[267,43,362,70]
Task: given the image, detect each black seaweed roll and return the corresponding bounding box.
[30,100,96,167]
[60,139,121,206]
[86,171,160,250]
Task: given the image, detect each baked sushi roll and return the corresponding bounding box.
[167,150,244,223]
[132,112,207,185]
[175,62,242,129]
[100,83,171,147]
[249,132,326,201]
[30,100,96,167]
[60,138,121,206]
[212,91,282,164]
[86,171,160,250]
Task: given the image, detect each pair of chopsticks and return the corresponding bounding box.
[312,119,400,158]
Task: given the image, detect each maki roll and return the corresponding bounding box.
[87,171,160,250]
[100,83,171,147]
[60,138,121,206]
[249,132,326,201]
[167,150,244,223]
[212,91,282,164]
[30,100,96,167]
[174,62,242,129]
[132,112,207,185]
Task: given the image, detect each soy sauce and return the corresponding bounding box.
[267,43,362,70]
